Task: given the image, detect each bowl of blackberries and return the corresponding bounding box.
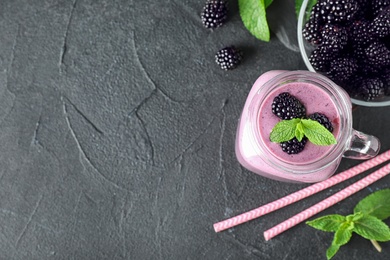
[298,0,390,106]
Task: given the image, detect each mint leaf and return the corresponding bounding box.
[301,119,337,146]
[324,222,353,260]
[334,222,354,245]
[353,215,390,241]
[326,243,340,260]
[270,118,300,143]
[264,0,273,8]
[239,0,270,42]
[295,122,305,141]
[306,214,346,232]
[354,189,390,220]
[346,212,364,222]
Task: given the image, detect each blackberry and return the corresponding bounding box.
[343,75,361,97]
[327,56,358,83]
[385,35,390,48]
[348,19,375,48]
[303,20,323,45]
[201,0,228,29]
[372,0,390,16]
[365,41,390,67]
[381,69,390,95]
[356,63,381,78]
[354,0,372,19]
[355,0,371,10]
[271,92,306,120]
[355,77,385,100]
[321,24,348,52]
[386,85,390,96]
[309,46,334,72]
[280,138,307,155]
[371,7,390,38]
[215,46,242,70]
[320,0,360,23]
[382,69,390,85]
[352,44,367,60]
[308,113,334,132]
[303,4,324,44]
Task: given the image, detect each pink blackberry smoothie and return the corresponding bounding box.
[235,71,380,183]
[258,81,340,165]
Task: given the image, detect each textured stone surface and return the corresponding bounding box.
[0,0,389,259]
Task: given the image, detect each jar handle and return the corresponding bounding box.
[343,129,380,159]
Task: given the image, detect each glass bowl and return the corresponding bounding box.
[297,0,390,107]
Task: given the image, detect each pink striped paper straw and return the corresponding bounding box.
[264,163,390,241]
[213,150,390,233]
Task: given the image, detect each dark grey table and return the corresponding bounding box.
[0,0,389,259]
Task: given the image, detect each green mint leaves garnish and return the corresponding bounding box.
[307,189,390,260]
[238,0,273,42]
[270,118,336,146]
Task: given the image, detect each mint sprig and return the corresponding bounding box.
[307,189,390,259]
[270,118,336,146]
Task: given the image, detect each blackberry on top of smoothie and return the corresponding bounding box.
[270,92,335,155]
